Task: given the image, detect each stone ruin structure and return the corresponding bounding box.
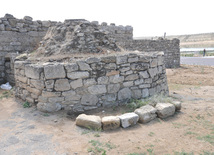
[0,14,180,113]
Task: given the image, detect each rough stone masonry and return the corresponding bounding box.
[14,51,168,113]
[0,14,180,86]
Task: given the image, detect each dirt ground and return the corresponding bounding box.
[0,64,214,155]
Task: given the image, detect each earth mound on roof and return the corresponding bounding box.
[35,19,120,57]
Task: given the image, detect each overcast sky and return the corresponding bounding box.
[1,0,214,37]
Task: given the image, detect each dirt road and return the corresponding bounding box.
[0,65,214,155]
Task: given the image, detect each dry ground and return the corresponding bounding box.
[0,65,214,155]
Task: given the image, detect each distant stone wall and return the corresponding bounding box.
[14,52,168,113]
[119,38,180,68]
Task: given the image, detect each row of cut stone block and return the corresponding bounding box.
[75,101,181,130]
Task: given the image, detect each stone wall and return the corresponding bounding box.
[119,38,180,68]
[0,14,180,85]
[14,52,168,113]
[0,14,58,85]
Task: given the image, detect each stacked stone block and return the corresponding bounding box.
[14,51,168,113]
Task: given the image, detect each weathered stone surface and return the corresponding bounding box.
[134,79,144,85]
[37,102,62,113]
[25,65,43,80]
[107,84,120,93]
[67,71,89,79]
[123,81,134,87]
[26,86,41,96]
[97,76,108,84]
[83,78,96,87]
[48,97,64,103]
[128,57,139,63]
[30,79,45,89]
[102,116,120,130]
[106,70,119,76]
[101,56,116,63]
[134,105,157,123]
[150,58,158,67]
[131,89,141,99]
[81,94,98,106]
[70,79,83,89]
[45,80,54,89]
[86,57,100,64]
[54,79,70,91]
[44,64,65,79]
[139,71,149,78]
[172,101,181,111]
[64,63,78,72]
[142,88,149,98]
[42,91,61,97]
[16,75,28,83]
[88,85,107,94]
[125,74,139,81]
[148,67,158,78]
[77,61,92,71]
[155,103,175,118]
[109,75,124,83]
[105,63,116,69]
[118,88,132,100]
[76,114,102,129]
[118,113,139,128]
[116,55,128,64]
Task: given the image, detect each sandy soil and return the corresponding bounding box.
[0,64,214,155]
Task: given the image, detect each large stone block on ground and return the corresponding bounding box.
[102,116,120,130]
[118,113,139,128]
[172,101,181,111]
[134,105,157,123]
[155,103,175,118]
[44,64,66,79]
[37,102,62,113]
[76,114,102,130]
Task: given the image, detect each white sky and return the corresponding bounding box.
[1,0,214,37]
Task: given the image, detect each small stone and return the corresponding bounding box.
[118,113,139,128]
[134,105,157,123]
[70,79,83,89]
[81,94,98,106]
[54,79,70,91]
[88,85,107,95]
[76,114,102,130]
[64,63,78,72]
[102,116,120,130]
[107,84,120,93]
[155,103,175,118]
[116,55,128,64]
[148,67,158,78]
[97,76,109,84]
[118,88,132,100]
[109,75,124,83]
[139,71,149,78]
